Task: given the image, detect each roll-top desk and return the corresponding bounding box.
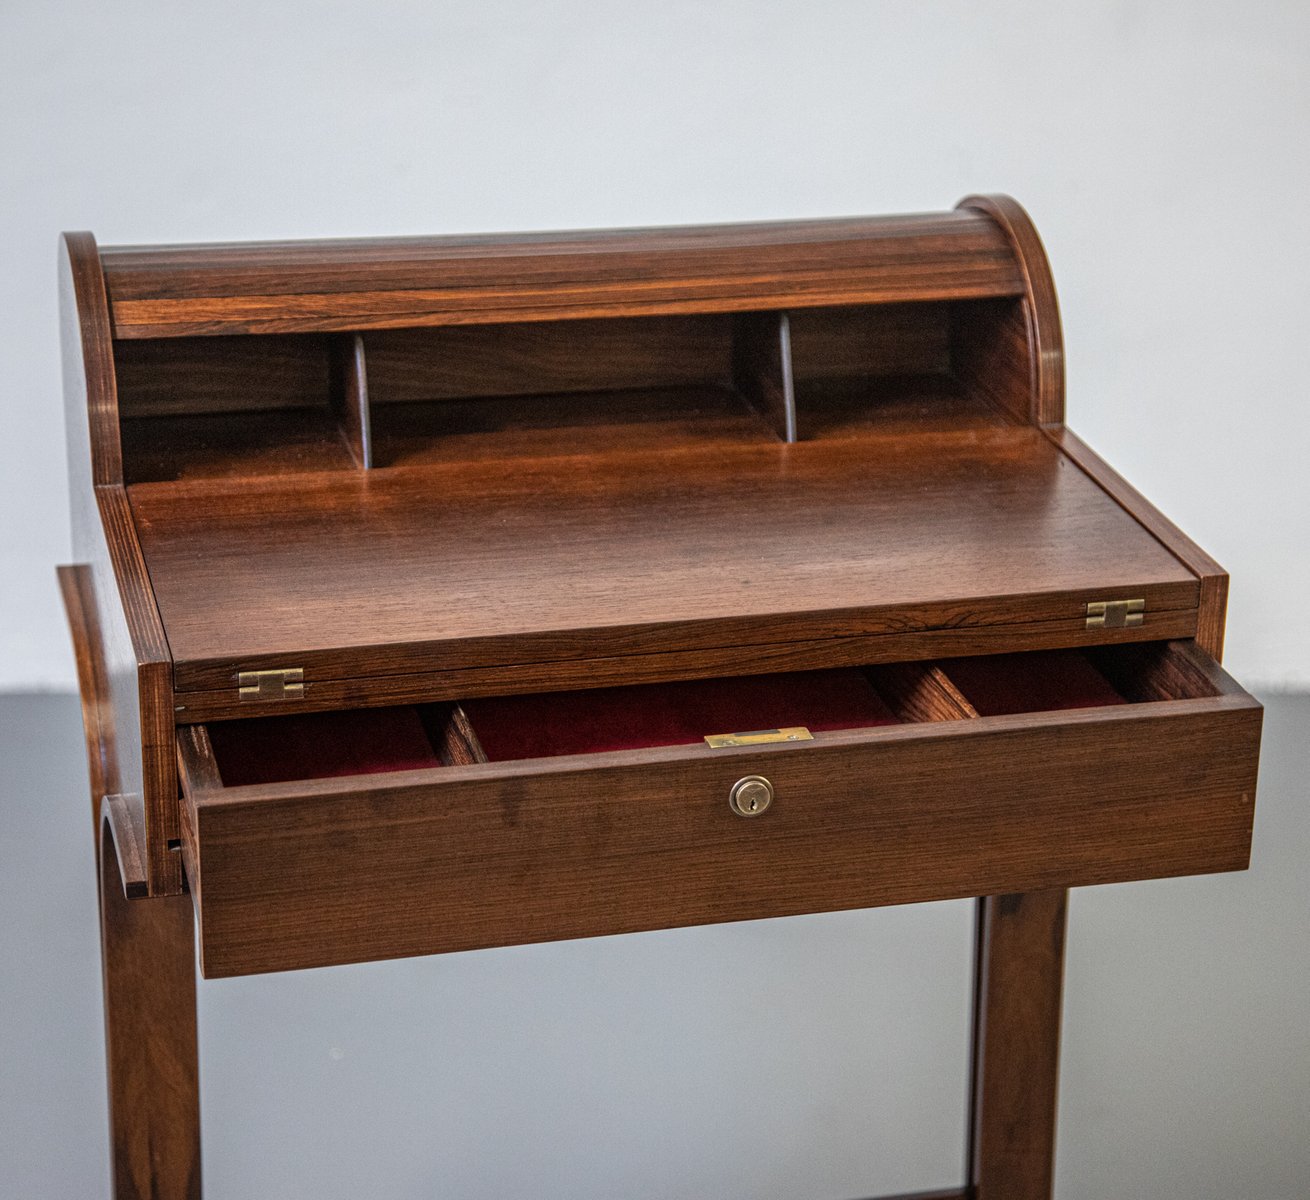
[59,196,1261,1199]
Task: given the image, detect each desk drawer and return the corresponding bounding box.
[177,640,1260,977]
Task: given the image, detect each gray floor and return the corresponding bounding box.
[1,692,1306,1200]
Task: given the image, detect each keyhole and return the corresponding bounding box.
[729,776,773,817]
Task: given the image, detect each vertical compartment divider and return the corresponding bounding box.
[330,332,373,468]
[732,311,797,442]
[869,662,979,722]
[429,704,488,766]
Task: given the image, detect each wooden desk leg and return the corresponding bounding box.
[98,815,202,1199]
[968,889,1068,1200]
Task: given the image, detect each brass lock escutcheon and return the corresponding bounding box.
[729,775,774,817]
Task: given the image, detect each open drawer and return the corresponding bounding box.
[176,640,1260,977]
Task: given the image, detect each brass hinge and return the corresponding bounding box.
[238,668,304,702]
[1086,598,1145,630]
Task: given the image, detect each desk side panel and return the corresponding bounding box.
[62,232,181,896]
[957,195,1065,428]
[1049,429,1230,659]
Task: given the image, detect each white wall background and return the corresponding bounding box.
[1,0,1308,690]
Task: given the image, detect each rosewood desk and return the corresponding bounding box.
[59,195,1261,1199]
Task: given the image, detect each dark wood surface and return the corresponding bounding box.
[957,195,1065,427]
[178,643,1258,976]
[99,211,1024,337]
[794,374,1015,440]
[969,890,1067,1200]
[58,563,114,817]
[366,312,734,401]
[98,809,201,1199]
[120,372,1017,483]
[1049,428,1230,658]
[122,407,353,483]
[113,332,331,418]
[789,301,950,383]
[170,607,1201,725]
[952,297,1035,427]
[873,659,978,722]
[66,553,197,1193]
[59,565,150,896]
[372,384,774,470]
[131,426,1198,701]
[62,233,181,895]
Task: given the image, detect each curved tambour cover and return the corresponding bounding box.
[99,206,1030,337]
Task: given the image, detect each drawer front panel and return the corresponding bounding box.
[186,697,1259,977]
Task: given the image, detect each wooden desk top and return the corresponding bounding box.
[129,423,1196,696]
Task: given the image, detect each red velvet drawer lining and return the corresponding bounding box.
[206,706,443,787]
[203,654,1126,786]
[463,668,900,762]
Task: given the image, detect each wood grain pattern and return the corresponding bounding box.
[170,607,1200,725]
[788,302,950,383]
[97,488,181,892]
[957,195,1065,426]
[438,704,488,766]
[179,651,1259,976]
[59,564,149,897]
[113,333,330,418]
[951,297,1035,426]
[62,232,181,895]
[969,889,1068,1200]
[100,212,1025,337]
[128,428,1198,700]
[58,563,116,815]
[67,559,199,1195]
[122,407,353,484]
[98,809,201,1199]
[1050,428,1229,658]
[366,313,732,402]
[794,374,1016,441]
[344,374,1005,477]
[1089,637,1235,704]
[64,233,124,483]
[872,660,978,722]
[104,794,150,900]
[369,385,774,471]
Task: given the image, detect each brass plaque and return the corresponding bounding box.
[705,726,813,749]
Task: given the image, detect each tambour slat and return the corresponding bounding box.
[101,211,1025,338]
